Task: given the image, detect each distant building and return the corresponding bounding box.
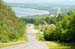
[51,14,54,17]
[40,24,55,31]
[49,24,55,27]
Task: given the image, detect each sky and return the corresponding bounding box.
[3,0,75,5]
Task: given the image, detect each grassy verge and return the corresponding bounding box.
[0,41,26,48]
[0,33,27,48]
[43,41,71,49]
[35,32,45,41]
[35,32,75,49]
[34,25,40,30]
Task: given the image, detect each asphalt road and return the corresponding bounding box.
[1,24,48,49]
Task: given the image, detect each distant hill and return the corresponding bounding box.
[8,3,75,15]
[0,0,26,43]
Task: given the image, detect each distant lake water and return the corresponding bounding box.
[12,7,49,17]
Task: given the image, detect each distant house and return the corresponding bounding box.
[49,24,55,27]
[40,24,55,31]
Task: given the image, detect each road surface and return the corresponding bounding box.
[1,24,48,49]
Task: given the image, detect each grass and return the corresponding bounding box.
[35,32,45,41]
[0,41,26,48]
[34,25,40,30]
[43,41,71,49]
[0,33,28,48]
[35,32,75,49]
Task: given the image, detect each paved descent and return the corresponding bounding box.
[1,24,48,49]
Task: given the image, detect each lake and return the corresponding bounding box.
[12,7,49,17]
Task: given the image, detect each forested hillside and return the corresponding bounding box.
[0,0,26,43]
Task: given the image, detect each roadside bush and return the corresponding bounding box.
[44,10,75,43]
[44,26,58,41]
